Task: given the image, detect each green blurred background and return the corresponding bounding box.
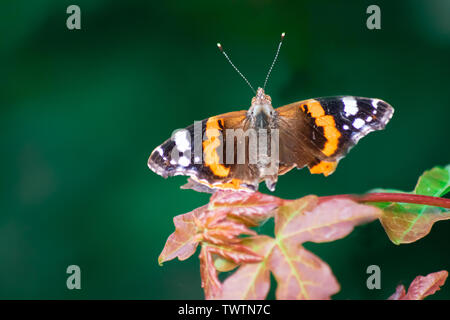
[1,0,449,299]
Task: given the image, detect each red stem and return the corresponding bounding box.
[319,193,450,209]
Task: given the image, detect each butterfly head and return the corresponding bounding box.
[248,87,275,128]
[252,87,272,105]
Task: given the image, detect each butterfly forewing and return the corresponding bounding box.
[276,96,394,176]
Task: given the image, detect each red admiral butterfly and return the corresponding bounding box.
[148,33,394,193]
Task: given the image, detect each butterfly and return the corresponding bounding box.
[148,33,394,193]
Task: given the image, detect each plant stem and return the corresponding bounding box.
[319,193,450,209]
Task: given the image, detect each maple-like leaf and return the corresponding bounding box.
[159,191,282,265]
[217,196,382,300]
[199,245,223,299]
[380,204,450,244]
[158,206,205,265]
[159,191,286,299]
[218,236,274,299]
[388,270,448,300]
[209,190,284,226]
[372,164,450,244]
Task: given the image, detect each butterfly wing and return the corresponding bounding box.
[148,110,261,192]
[149,96,394,192]
[276,96,394,176]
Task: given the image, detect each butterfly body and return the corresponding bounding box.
[148,88,394,193]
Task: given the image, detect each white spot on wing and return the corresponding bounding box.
[343,97,359,116]
[366,116,372,122]
[371,99,381,114]
[174,130,191,152]
[353,118,365,129]
[372,99,380,109]
[343,125,349,130]
[178,156,190,167]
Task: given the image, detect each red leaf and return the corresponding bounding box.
[217,236,274,300]
[388,270,448,300]
[159,201,259,265]
[269,197,379,299]
[275,197,382,245]
[388,284,406,300]
[217,195,381,300]
[199,245,222,299]
[199,214,256,245]
[207,244,262,265]
[158,206,204,265]
[269,245,339,300]
[210,190,284,226]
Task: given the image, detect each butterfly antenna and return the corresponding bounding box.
[217,42,256,94]
[263,32,285,90]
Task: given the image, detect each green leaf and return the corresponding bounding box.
[414,165,450,197]
[371,164,450,244]
[372,164,450,197]
[380,203,450,244]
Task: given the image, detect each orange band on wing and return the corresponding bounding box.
[304,100,342,157]
[191,175,244,190]
[203,118,230,177]
[206,178,242,190]
[309,161,337,176]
